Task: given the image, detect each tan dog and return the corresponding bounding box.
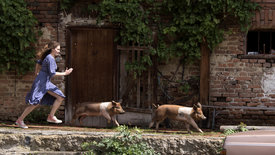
[149,102,206,133]
[71,101,125,126]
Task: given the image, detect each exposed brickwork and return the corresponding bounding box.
[158,1,275,128]
[26,0,59,24]
[251,0,275,29]
[210,1,275,127]
[0,72,34,121]
[25,0,59,47]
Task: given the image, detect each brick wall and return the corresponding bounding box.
[26,0,59,46]
[0,72,35,121]
[157,1,275,128]
[210,1,275,127]
[251,0,275,30]
[2,0,275,128]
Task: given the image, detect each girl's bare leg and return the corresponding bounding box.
[17,105,39,121]
[47,91,64,117]
[16,104,39,128]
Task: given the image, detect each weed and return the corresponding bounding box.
[81,125,160,155]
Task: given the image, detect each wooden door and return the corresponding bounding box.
[66,28,117,127]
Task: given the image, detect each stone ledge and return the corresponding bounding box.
[0,128,224,155]
[3,151,82,155]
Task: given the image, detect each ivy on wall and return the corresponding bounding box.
[0,0,38,74]
[60,0,75,10]
[61,0,259,76]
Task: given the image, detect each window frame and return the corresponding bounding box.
[246,30,275,55]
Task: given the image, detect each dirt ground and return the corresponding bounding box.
[0,121,224,137]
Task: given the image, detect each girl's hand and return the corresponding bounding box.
[65,67,73,75]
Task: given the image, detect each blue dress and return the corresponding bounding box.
[25,54,65,105]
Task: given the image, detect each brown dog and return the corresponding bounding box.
[149,102,206,133]
[71,101,125,126]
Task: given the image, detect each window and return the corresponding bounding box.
[247,31,275,54]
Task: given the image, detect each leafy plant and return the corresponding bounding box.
[81,125,159,155]
[0,0,38,74]
[179,83,191,93]
[98,0,259,76]
[60,0,259,77]
[60,0,75,10]
[223,122,249,136]
[238,122,249,132]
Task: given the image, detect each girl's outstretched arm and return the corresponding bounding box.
[55,68,73,76]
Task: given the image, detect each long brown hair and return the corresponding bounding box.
[39,41,60,62]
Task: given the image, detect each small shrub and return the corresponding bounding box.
[238,122,249,132]
[223,122,248,136]
[81,125,159,155]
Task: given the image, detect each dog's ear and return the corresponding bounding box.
[196,102,202,108]
[152,103,159,108]
[112,100,116,106]
[193,103,198,110]
[193,102,202,110]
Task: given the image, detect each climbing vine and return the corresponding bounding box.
[0,0,38,74]
[60,0,259,76]
[60,0,75,10]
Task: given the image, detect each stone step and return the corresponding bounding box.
[3,151,83,155]
[0,127,224,155]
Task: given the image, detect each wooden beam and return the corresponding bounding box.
[238,54,275,59]
[137,50,141,108]
[117,45,149,51]
[200,39,210,105]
